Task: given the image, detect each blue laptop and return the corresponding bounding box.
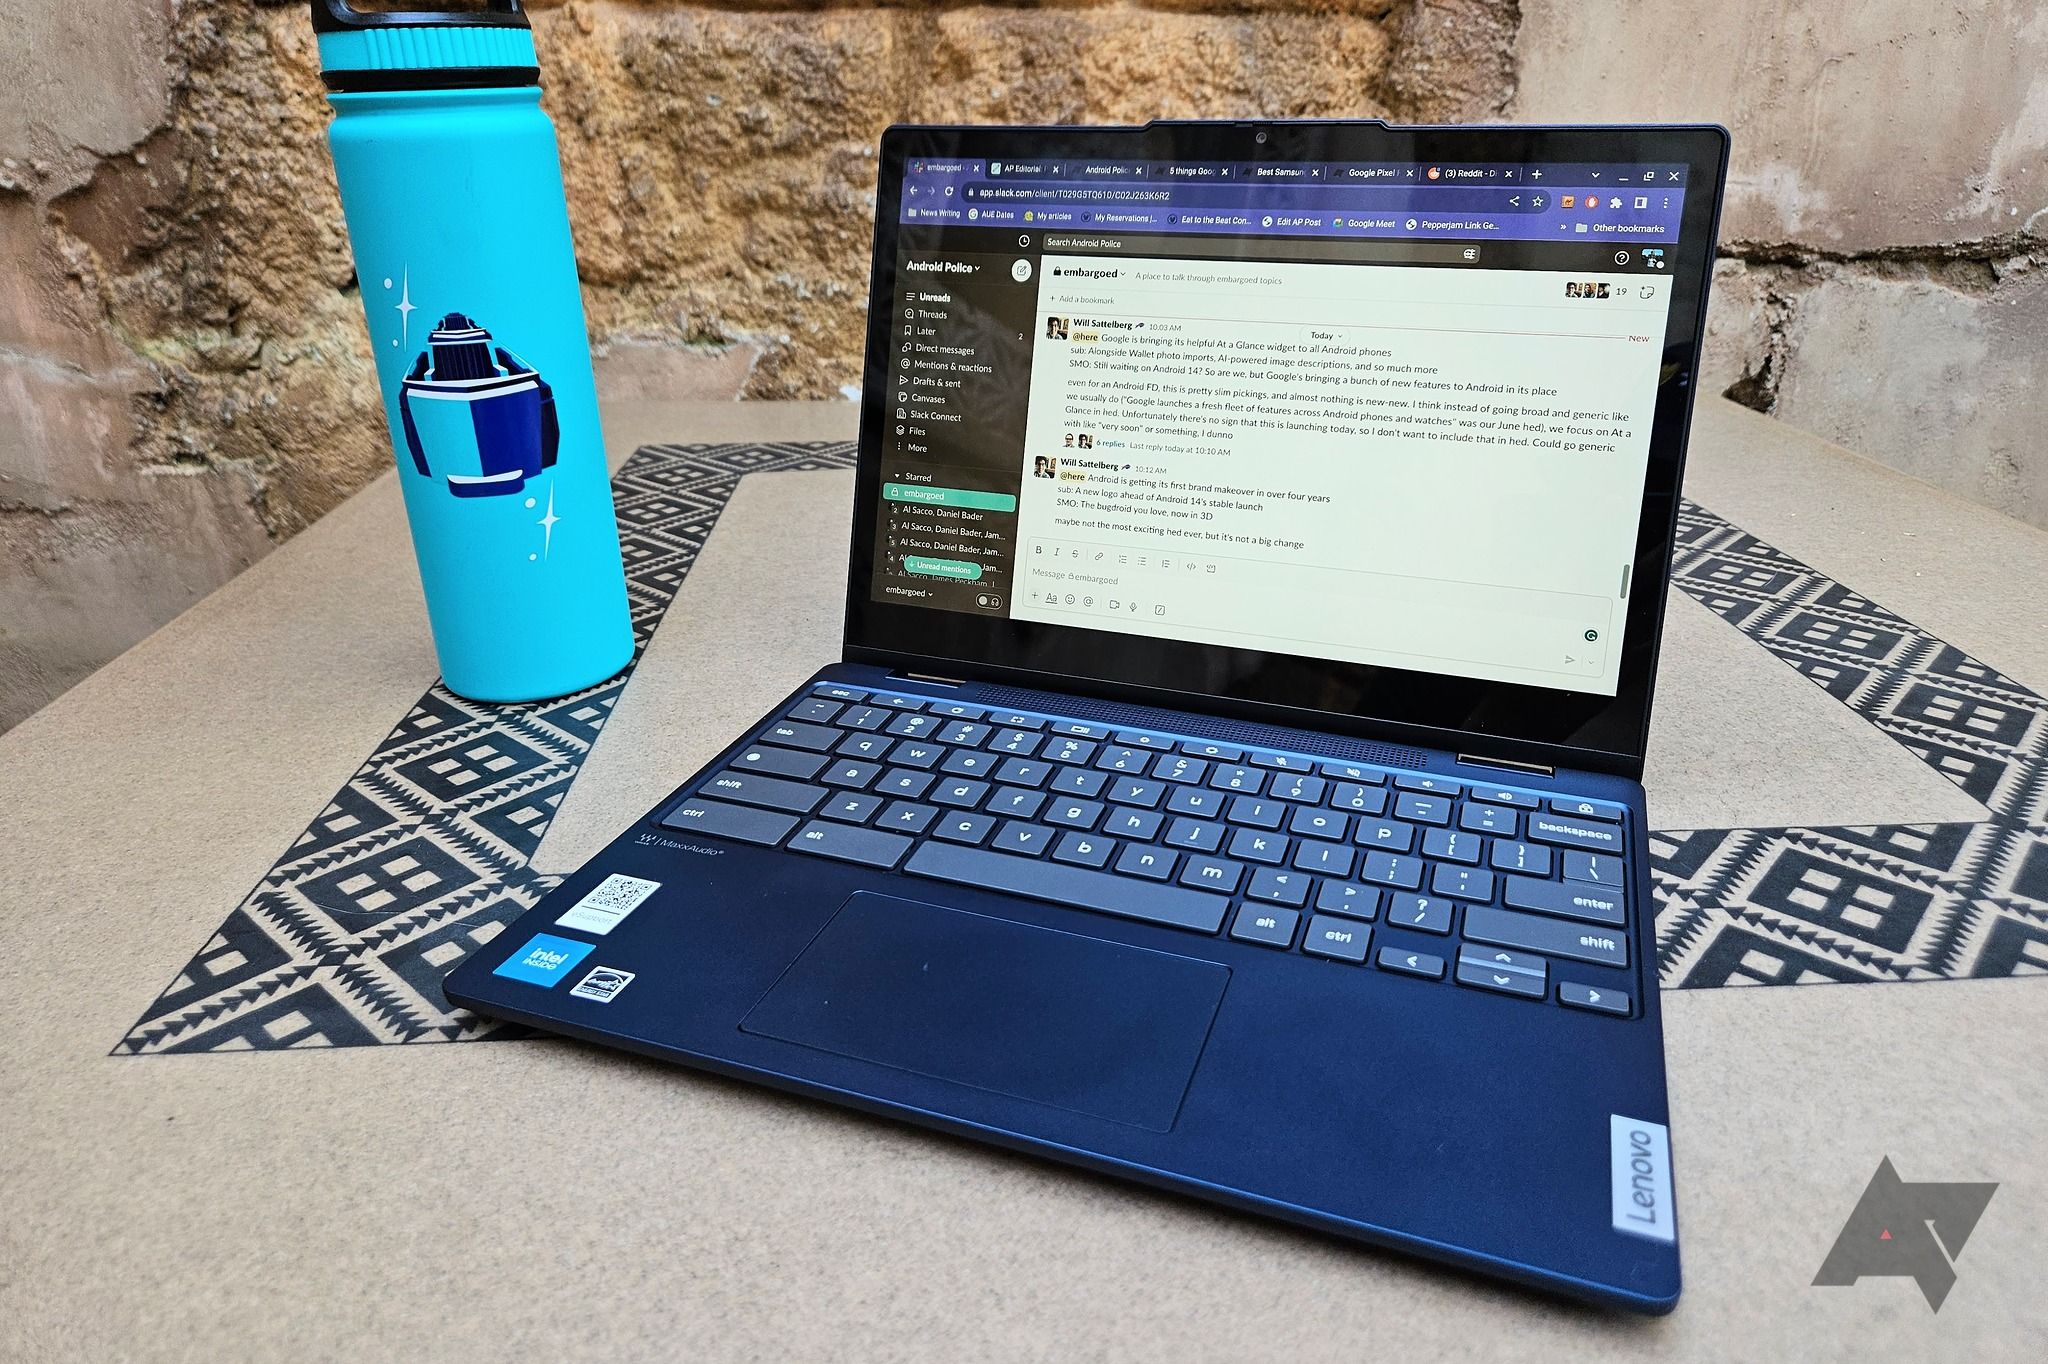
[448,120,1729,1313]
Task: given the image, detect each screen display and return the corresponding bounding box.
[869,154,1693,699]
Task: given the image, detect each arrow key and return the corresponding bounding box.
[1375,946,1446,980]
[1560,981,1632,1017]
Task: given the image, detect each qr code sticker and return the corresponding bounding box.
[555,873,661,936]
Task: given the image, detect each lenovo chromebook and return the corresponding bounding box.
[449,120,1729,1312]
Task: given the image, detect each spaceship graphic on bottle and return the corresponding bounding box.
[398,312,559,498]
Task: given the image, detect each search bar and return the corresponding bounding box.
[1039,233,1482,265]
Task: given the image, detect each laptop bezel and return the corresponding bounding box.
[842,120,1730,779]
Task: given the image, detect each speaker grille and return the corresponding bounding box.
[965,682,1430,771]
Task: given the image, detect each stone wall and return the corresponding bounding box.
[2,0,2043,733]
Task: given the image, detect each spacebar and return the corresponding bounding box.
[904,843,1229,935]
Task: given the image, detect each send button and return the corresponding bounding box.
[903,556,983,581]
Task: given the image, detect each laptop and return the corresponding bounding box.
[447,120,1729,1313]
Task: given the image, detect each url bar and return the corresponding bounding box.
[1039,233,1482,266]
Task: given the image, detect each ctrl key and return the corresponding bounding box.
[659,797,798,846]
[1302,915,1371,964]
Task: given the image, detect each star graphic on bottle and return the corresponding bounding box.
[394,268,416,348]
[536,483,560,558]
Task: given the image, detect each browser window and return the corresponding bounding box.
[872,159,1689,696]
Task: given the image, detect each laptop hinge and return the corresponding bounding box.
[890,671,968,688]
[1458,752,1555,778]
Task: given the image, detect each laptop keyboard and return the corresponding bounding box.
[660,683,1638,1019]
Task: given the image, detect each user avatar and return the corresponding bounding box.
[1566,282,1583,298]
[1034,455,1059,479]
[1045,316,1069,340]
[1063,433,1075,448]
[1077,433,1094,450]
[1596,282,1612,299]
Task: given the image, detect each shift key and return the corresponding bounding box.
[700,770,826,813]
[1463,905,1629,968]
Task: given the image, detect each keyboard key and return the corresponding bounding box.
[1104,808,1164,840]
[1152,753,1209,785]
[702,770,827,814]
[1463,906,1629,968]
[904,843,1230,934]
[1042,736,1097,765]
[985,711,1045,730]
[1528,812,1624,853]
[1097,746,1151,774]
[1430,864,1494,902]
[1226,827,1288,864]
[1488,839,1552,876]
[1115,729,1176,750]
[658,797,798,845]
[1208,765,1265,794]
[987,787,1047,820]
[1165,786,1228,820]
[1051,831,1116,868]
[1049,719,1112,740]
[1462,945,1547,978]
[991,729,1042,756]
[1377,946,1445,979]
[1319,762,1384,783]
[1315,882,1379,920]
[1359,851,1423,891]
[1046,798,1104,830]
[932,778,989,809]
[789,698,842,724]
[1179,856,1245,894]
[994,758,1053,788]
[879,801,937,835]
[884,712,941,740]
[1387,892,1454,933]
[836,732,892,761]
[933,812,996,845]
[864,691,929,710]
[734,746,827,780]
[1051,767,1110,798]
[1459,803,1517,836]
[1225,796,1285,830]
[1548,797,1623,822]
[1330,783,1389,816]
[1181,740,1244,761]
[940,749,999,778]
[822,759,882,789]
[1246,867,1310,907]
[935,721,992,748]
[991,821,1054,857]
[1503,876,1626,927]
[1292,841,1355,878]
[836,705,890,731]
[1470,785,1538,809]
[820,792,883,824]
[1269,774,1325,804]
[1108,778,1166,808]
[1395,774,1461,795]
[875,769,935,800]
[888,741,944,770]
[1563,851,1624,887]
[1354,818,1416,852]
[1287,806,1349,842]
[1303,916,1371,962]
[927,700,986,720]
[1559,981,1632,1016]
[1394,792,1452,826]
[1421,828,1483,865]
[1230,904,1300,950]
[1165,818,1224,853]
[812,684,867,703]
[1455,959,1545,999]
[762,719,839,751]
[787,820,911,868]
[1113,843,1178,880]
[1249,751,1315,773]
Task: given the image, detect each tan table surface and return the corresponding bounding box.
[3,398,2043,1362]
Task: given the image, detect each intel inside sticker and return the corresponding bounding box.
[493,933,595,987]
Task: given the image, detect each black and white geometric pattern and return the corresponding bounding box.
[116,446,2047,1055]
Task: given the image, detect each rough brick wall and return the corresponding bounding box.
[3,0,2044,735]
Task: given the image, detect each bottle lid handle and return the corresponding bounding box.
[311,2,529,35]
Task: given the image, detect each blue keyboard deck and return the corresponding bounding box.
[662,683,1638,1017]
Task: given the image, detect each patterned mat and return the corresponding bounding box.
[115,441,2047,1054]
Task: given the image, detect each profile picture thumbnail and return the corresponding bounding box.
[1045,316,1069,340]
[1033,455,1059,479]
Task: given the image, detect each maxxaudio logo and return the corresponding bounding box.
[1812,1158,1998,1311]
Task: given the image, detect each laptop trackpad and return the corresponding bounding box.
[741,893,1229,1133]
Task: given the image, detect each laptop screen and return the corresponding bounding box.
[853,126,1727,766]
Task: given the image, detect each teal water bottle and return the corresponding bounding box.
[313,0,632,702]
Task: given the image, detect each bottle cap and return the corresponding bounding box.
[310,2,539,92]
